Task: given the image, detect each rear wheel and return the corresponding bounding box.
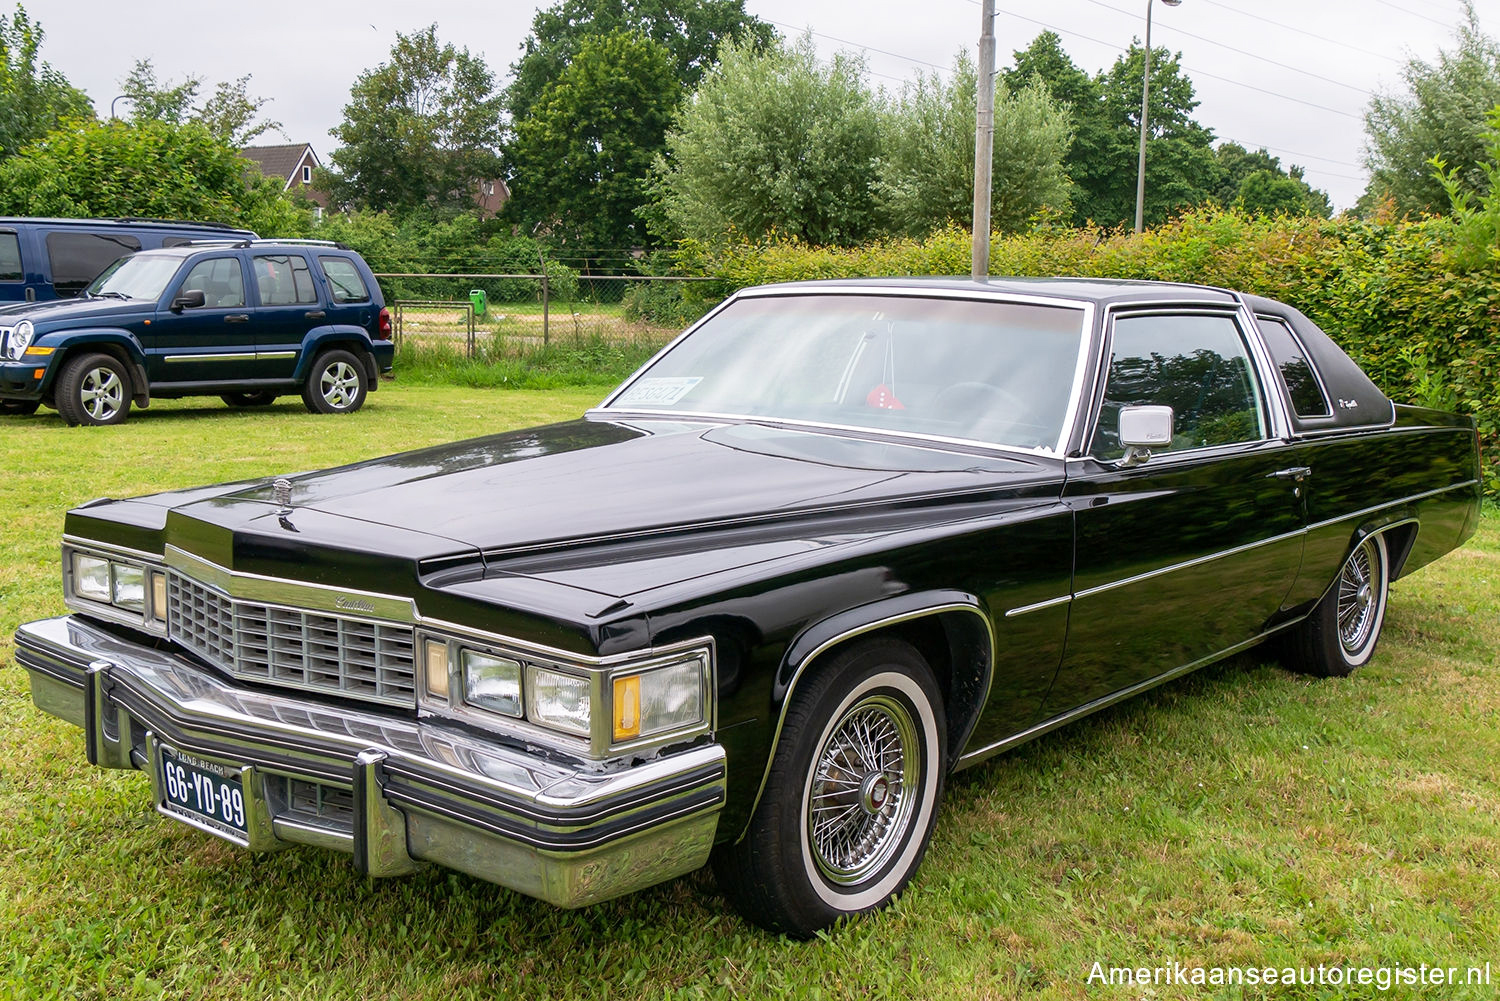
[220,391,278,408]
[301,349,368,414]
[55,353,131,426]
[1281,533,1389,677]
[0,400,39,415]
[714,638,945,938]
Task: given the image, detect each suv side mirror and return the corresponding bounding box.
[171,288,207,312]
[1117,405,1173,466]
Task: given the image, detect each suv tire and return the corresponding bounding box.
[56,353,132,426]
[301,350,368,415]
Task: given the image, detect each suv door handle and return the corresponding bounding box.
[224,314,250,323]
[305,310,326,319]
[1269,466,1312,482]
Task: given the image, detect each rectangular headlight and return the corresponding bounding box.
[74,554,111,602]
[527,666,591,736]
[613,657,706,742]
[462,649,522,717]
[112,565,145,611]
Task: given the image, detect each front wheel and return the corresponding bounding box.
[55,353,131,426]
[301,350,368,414]
[714,638,945,938]
[1281,533,1389,677]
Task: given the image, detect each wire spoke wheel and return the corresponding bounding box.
[806,695,920,885]
[1336,537,1383,656]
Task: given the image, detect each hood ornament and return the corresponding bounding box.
[272,477,293,515]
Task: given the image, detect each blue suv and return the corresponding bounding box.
[0,239,393,425]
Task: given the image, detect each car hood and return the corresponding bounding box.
[0,296,147,324]
[224,418,1061,561]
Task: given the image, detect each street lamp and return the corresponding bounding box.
[1134,0,1182,234]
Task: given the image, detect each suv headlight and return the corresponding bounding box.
[419,630,713,757]
[8,320,33,360]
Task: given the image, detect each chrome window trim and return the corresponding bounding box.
[593,286,1097,458]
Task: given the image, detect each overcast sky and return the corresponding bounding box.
[39,0,1500,210]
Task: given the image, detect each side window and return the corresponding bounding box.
[45,232,142,296]
[319,256,369,303]
[0,232,21,281]
[253,254,318,306]
[1091,313,1267,460]
[1257,315,1332,419]
[179,257,245,308]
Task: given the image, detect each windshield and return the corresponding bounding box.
[603,293,1088,452]
[85,254,184,301]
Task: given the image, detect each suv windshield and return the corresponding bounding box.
[85,253,185,301]
[603,293,1088,452]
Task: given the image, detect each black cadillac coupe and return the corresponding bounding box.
[16,278,1482,937]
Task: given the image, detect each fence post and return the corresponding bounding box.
[467,301,475,359]
[538,250,550,348]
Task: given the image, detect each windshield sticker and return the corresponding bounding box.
[617,377,702,407]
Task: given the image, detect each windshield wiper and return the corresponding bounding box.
[90,291,131,300]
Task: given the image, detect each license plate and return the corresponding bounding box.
[158,745,248,837]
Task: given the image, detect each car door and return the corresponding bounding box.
[247,252,322,380]
[1044,307,1308,715]
[145,255,255,384]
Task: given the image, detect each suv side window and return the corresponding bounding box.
[253,254,317,306]
[1256,315,1332,419]
[319,256,369,303]
[46,232,142,296]
[180,257,246,308]
[0,232,21,281]
[1090,312,1267,460]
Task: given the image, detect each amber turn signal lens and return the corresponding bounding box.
[612,675,641,740]
[424,638,450,700]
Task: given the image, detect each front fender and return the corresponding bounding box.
[38,330,148,395]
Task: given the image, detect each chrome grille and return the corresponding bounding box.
[0,325,11,356]
[166,573,416,707]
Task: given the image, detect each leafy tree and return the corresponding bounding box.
[506,30,678,248]
[1214,142,1331,217]
[1362,1,1500,216]
[651,35,882,246]
[120,59,282,147]
[506,0,774,123]
[0,3,93,159]
[0,118,309,235]
[878,52,1072,238]
[329,24,504,214]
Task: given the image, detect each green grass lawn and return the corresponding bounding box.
[1,385,1496,1000]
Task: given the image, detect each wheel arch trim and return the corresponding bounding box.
[738,592,994,841]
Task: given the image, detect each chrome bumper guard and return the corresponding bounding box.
[16,615,725,908]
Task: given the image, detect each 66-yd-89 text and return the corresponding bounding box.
[163,759,245,829]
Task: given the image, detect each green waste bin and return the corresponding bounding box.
[469,288,487,317]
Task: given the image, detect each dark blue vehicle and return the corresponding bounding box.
[0,217,258,303]
[0,239,393,424]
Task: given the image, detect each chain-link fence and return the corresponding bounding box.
[376,272,722,359]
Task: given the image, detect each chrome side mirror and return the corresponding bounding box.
[1117,405,1173,466]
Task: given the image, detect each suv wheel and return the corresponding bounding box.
[302,350,368,414]
[56,353,132,426]
[221,392,278,408]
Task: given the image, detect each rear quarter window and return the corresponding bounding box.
[46,232,142,296]
[319,256,369,303]
[1257,315,1332,419]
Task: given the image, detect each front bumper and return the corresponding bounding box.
[16,615,725,908]
[0,359,47,399]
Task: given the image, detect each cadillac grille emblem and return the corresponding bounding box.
[272,477,293,513]
[335,596,376,613]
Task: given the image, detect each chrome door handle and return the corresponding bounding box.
[305,310,325,319]
[224,314,250,323]
[1269,466,1312,482]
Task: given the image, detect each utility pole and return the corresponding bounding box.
[1134,0,1182,234]
[971,0,996,281]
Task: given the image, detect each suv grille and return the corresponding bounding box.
[166,573,416,707]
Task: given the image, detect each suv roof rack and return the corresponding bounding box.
[252,238,349,249]
[179,239,250,248]
[110,217,252,232]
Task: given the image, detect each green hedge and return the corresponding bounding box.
[677,210,1500,497]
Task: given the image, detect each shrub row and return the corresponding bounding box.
[673,210,1500,497]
